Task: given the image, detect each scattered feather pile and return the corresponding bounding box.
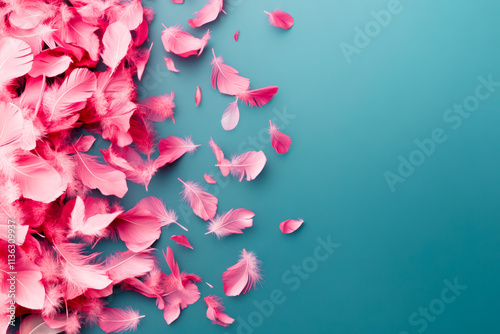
[0,0,296,332]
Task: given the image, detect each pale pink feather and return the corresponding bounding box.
[74,151,128,198]
[164,57,180,72]
[265,9,294,29]
[0,101,23,148]
[188,0,224,28]
[157,136,200,164]
[135,43,153,81]
[206,209,254,238]
[98,307,144,333]
[137,196,187,230]
[208,138,230,176]
[204,295,234,327]
[222,249,262,296]
[204,174,216,184]
[279,219,304,234]
[0,37,33,84]
[28,52,72,78]
[110,0,144,30]
[101,21,132,74]
[269,120,292,154]
[218,151,267,182]
[19,315,64,334]
[195,86,202,106]
[161,25,210,57]
[13,257,46,310]
[178,178,218,221]
[221,98,239,131]
[140,92,176,123]
[114,205,162,252]
[105,249,156,284]
[211,49,250,95]
[170,235,193,249]
[237,86,279,107]
[69,196,123,238]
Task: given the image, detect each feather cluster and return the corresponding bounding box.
[0,0,296,331]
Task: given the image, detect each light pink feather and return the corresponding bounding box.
[13,257,46,310]
[158,136,200,164]
[279,219,304,234]
[195,86,202,106]
[218,151,267,182]
[161,25,210,57]
[222,249,262,296]
[138,196,187,230]
[204,174,216,184]
[204,295,234,327]
[170,235,193,249]
[237,86,279,107]
[28,52,72,78]
[0,101,23,148]
[164,57,180,72]
[211,49,250,95]
[221,98,239,131]
[208,137,230,176]
[178,178,218,221]
[141,91,176,123]
[110,0,144,30]
[101,22,132,74]
[269,120,291,154]
[265,9,294,29]
[135,43,153,81]
[114,205,162,252]
[188,0,224,28]
[98,307,144,333]
[13,152,66,203]
[0,37,33,84]
[69,196,123,238]
[74,151,128,198]
[206,209,254,238]
[105,249,156,284]
[19,315,64,334]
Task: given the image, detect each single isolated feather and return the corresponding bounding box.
[222,249,262,296]
[269,120,291,154]
[188,0,224,28]
[208,138,230,176]
[170,235,193,249]
[234,31,239,42]
[161,25,210,57]
[279,219,304,234]
[195,86,202,106]
[204,295,234,327]
[164,57,180,72]
[138,196,187,230]
[178,178,218,221]
[0,37,33,84]
[265,9,295,29]
[98,307,145,333]
[101,22,132,74]
[157,136,200,164]
[206,209,254,238]
[204,174,216,184]
[221,98,239,131]
[211,49,250,95]
[217,151,267,182]
[237,86,279,107]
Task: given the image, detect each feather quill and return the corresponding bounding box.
[206,209,254,238]
[211,49,250,95]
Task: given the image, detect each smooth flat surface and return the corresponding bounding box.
[86,0,500,333]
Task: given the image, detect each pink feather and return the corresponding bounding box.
[140,92,176,123]
[105,249,156,284]
[10,256,45,310]
[137,196,186,230]
[164,57,180,72]
[0,37,33,84]
[218,151,267,182]
[221,98,239,131]
[74,151,128,198]
[171,0,184,3]
[0,101,23,148]
[237,86,279,107]
[188,0,224,28]
[178,178,218,221]
[265,9,295,29]
[208,138,230,176]
[19,315,64,334]
[101,22,132,74]
[279,219,304,234]
[195,86,202,106]
[28,52,72,78]
[109,0,144,30]
[170,235,193,249]
[98,307,145,333]
[114,204,162,252]
[234,31,239,42]
[46,68,97,121]
[206,209,254,238]
[135,43,153,81]
[222,249,262,296]
[204,173,216,184]
[204,295,234,327]
[158,136,200,164]
[211,49,250,95]
[161,25,210,57]
[269,120,292,154]
[13,152,66,203]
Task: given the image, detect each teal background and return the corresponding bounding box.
[87,0,500,333]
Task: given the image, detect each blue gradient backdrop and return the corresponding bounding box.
[85,0,500,333]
